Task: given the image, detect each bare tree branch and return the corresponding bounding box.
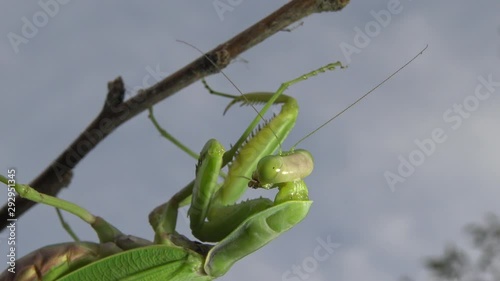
[1,0,350,229]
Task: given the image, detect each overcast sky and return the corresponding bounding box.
[1,1,500,280]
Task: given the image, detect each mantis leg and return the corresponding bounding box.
[55,207,81,241]
[0,175,156,249]
[148,106,227,180]
[148,107,199,160]
[148,180,194,245]
[0,175,157,280]
[0,175,122,242]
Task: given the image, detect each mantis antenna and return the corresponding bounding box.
[291,44,428,149]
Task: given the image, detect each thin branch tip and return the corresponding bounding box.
[104,77,126,110]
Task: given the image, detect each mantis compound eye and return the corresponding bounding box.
[250,150,314,189]
[255,155,285,186]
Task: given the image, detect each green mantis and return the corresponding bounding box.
[0,44,427,280]
[0,62,345,281]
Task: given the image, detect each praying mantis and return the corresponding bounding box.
[0,45,426,280]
